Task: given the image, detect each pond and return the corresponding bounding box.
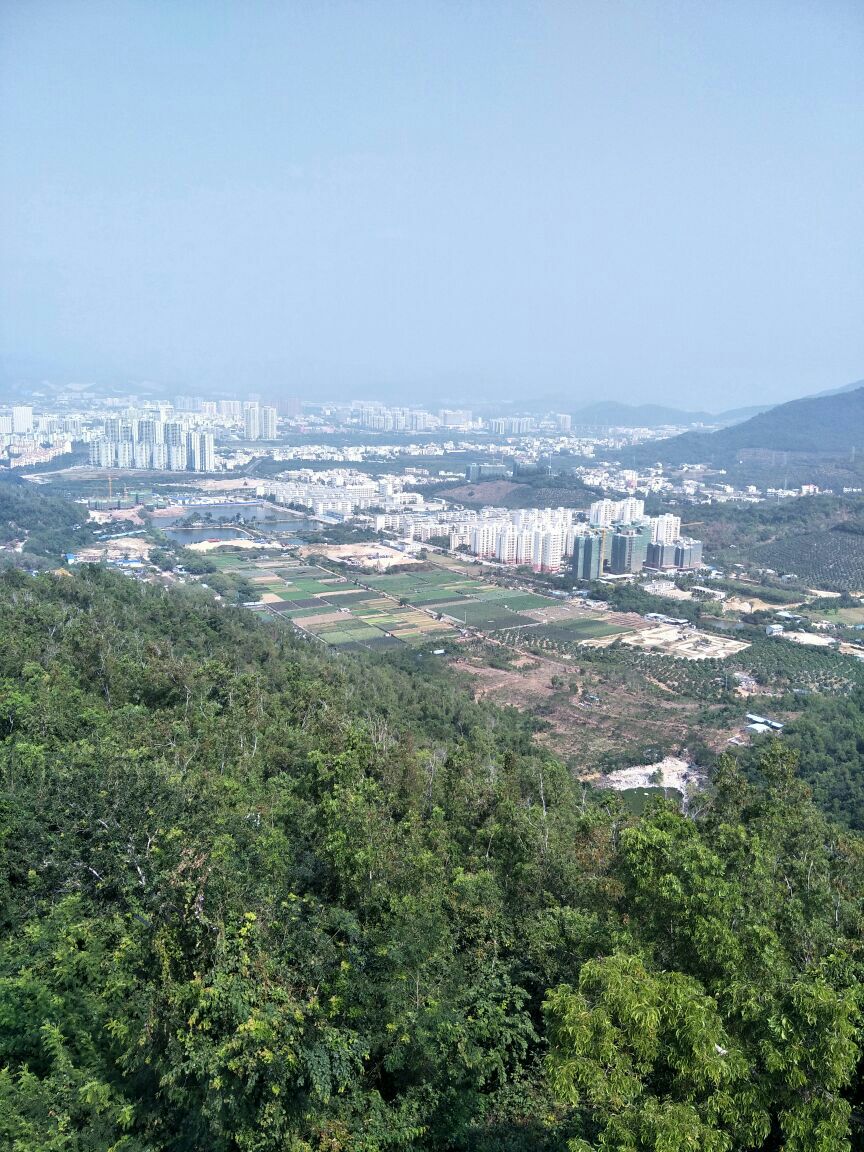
[153,501,300,527]
[163,526,250,544]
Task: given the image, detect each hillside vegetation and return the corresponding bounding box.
[0,477,101,561]
[749,527,864,592]
[2,567,864,1150]
[643,383,864,467]
[677,494,864,590]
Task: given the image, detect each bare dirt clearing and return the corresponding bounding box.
[453,652,731,770]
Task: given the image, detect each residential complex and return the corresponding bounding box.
[89,421,215,473]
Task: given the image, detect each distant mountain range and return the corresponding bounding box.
[642,381,864,464]
[569,401,768,428]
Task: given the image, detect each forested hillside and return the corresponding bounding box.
[2,568,864,1150]
[639,383,864,467]
[0,477,101,561]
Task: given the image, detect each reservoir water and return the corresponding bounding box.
[153,502,303,544]
[162,526,249,544]
[152,501,299,527]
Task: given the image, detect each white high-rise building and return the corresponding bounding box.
[183,431,216,473]
[589,499,617,527]
[470,523,498,558]
[540,529,565,572]
[651,513,682,545]
[589,497,645,527]
[515,530,535,565]
[12,406,33,434]
[260,405,277,439]
[495,526,518,564]
[244,403,260,440]
[89,439,112,467]
[199,432,215,473]
[616,497,645,524]
[138,418,162,446]
[186,431,200,472]
[167,443,187,471]
[132,441,151,468]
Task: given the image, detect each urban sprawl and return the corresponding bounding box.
[1,394,831,580]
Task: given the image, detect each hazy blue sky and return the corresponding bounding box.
[1,1,862,408]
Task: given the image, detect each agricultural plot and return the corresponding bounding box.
[202,552,252,571]
[738,633,864,696]
[530,618,630,644]
[749,530,864,592]
[493,592,553,611]
[229,556,630,651]
[359,569,562,628]
[440,601,533,629]
[317,590,377,605]
[214,555,460,649]
[803,605,864,627]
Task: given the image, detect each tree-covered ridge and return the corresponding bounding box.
[1,568,863,1150]
[0,477,101,560]
[640,384,864,468]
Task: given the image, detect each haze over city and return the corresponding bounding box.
[1,0,862,409]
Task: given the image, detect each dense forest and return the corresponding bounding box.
[0,478,102,562]
[2,566,864,1150]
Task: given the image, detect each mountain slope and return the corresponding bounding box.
[645,383,864,464]
[2,567,862,1149]
[811,378,864,399]
[715,403,774,424]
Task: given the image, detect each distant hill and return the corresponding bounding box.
[715,404,773,424]
[571,401,715,427]
[570,400,773,428]
[811,378,864,399]
[643,384,864,465]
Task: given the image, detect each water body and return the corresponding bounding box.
[154,501,295,526]
[163,526,249,544]
[153,502,303,543]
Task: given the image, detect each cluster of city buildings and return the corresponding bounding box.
[349,405,617,438]
[89,418,216,473]
[445,500,703,575]
[355,405,446,432]
[334,494,705,577]
[261,470,430,518]
[85,399,284,472]
[0,404,74,468]
[578,499,702,574]
[240,402,278,440]
[0,391,831,527]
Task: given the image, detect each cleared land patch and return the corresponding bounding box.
[623,624,750,660]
